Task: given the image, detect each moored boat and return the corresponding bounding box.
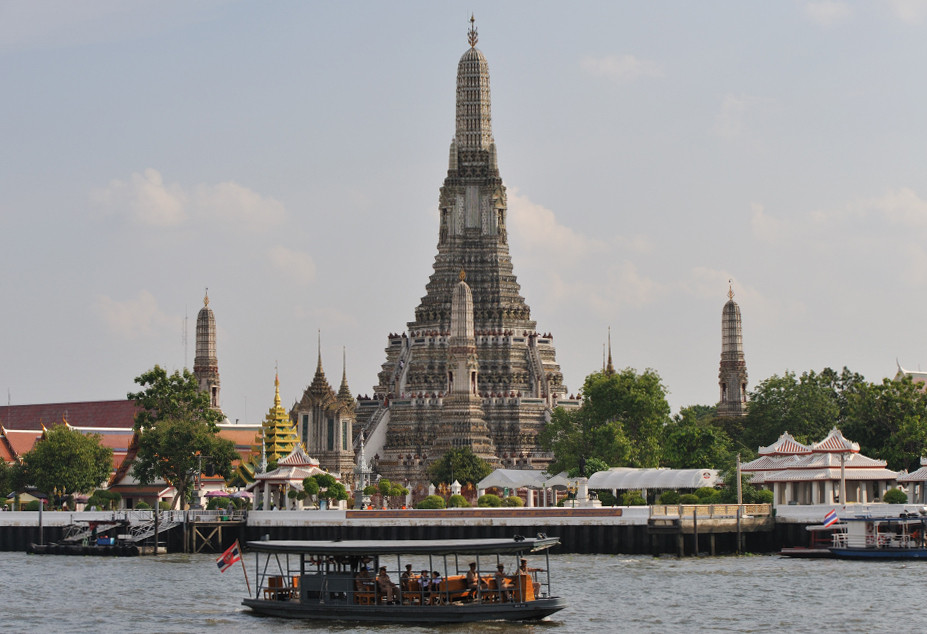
[780,523,846,558]
[829,514,927,560]
[241,535,566,623]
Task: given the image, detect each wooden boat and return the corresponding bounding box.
[241,535,566,623]
[829,515,927,560]
[779,523,846,558]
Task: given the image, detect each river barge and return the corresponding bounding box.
[241,535,566,623]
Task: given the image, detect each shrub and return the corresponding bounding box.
[754,489,774,504]
[621,490,646,506]
[206,496,232,510]
[363,485,378,496]
[659,490,680,505]
[503,495,524,507]
[23,500,45,511]
[158,500,172,510]
[448,494,470,508]
[679,493,700,504]
[477,494,503,507]
[135,501,151,510]
[594,490,617,506]
[416,495,446,509]
[883,488,908,504]
[694,487,717,500]
[86,489,121,511]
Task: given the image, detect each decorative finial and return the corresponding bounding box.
[459,269,466,281]
[204,288,209,307]
[468,14,478,48]
[728,279,734,301]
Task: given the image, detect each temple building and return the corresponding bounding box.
[357,18,575,482]
[236,373,302,484]
[290,341,356,482]
[193,290,221,410]
[717,285,748,417]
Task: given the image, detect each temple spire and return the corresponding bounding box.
[718,284,748,417]
[468,14,478,48]
[605,327,615,375]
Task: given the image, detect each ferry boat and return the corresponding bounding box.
[829,514,927,560]
[241,535,567,623]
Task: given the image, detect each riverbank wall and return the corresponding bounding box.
[1,503,915,555]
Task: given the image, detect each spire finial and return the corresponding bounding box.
[728,279,734,301]
[459,269,466,282]
[468,14,478,48]
[204,287,209,307]
[316,330,323,372]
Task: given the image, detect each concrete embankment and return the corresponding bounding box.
[0,506,780,555]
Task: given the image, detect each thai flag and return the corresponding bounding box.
[216,540,241,573]
[823,509,838,528]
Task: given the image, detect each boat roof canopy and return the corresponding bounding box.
[244,536,560,556]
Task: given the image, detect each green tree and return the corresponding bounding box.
[843,376,927,471]
[21,425,113,503]
[540,368,670,474]
[662,406,732,469]
[742,370,841,450]
[128,365,224,431]
[128,366,236,510]
[131,416,238,509]
[427,447,493,485]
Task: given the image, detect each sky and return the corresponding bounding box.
[3,1,927,424]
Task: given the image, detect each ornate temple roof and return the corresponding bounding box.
[757,432,811,456]
[811,427,859,453]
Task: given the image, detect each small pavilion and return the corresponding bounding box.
[247,445,330,510]
[897,458,927,504]
[742,428,899,506]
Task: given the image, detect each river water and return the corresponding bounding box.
[1,551,918,633]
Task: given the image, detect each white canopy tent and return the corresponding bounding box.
[587,468,720,502]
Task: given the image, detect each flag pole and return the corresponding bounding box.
[237,539,251,595]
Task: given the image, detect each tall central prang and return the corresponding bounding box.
[357,19,576,484]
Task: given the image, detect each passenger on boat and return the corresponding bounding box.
[419,569,430,604]
[400,564,414,590]
[377,566,399,603]
[354,565,372,592]
[494,564,512,602]
[430,570,444,604]
[466,562,487,598]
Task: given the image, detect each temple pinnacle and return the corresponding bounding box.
[728,279,734,301]
[468,14,478,48]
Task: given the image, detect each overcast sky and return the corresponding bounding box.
[3,1,927,423]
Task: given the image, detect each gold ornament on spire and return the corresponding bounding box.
[728,280,734,301]
[204,287,209,307]
[459,269,466,281]
[468,14,478,48]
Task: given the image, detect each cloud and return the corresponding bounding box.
[91,168,187,227]
[750,203,787,244]
[884,0,927,24]
[194,180,286,232]
[93,290,175,340]
[506,188,663,316]
[267,245,316,285]
[580,54,663,83]
[803,1,853,26]
[714,94,771,139]
[508,188,607,264]
[91,168,285,232]
[865,188,927,227]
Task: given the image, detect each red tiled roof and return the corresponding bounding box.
[3,429,42,456]
[0,400,139,431]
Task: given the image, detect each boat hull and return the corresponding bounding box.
[779,547,833,559]
[829,547,927,560]
[242,596,567,623]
